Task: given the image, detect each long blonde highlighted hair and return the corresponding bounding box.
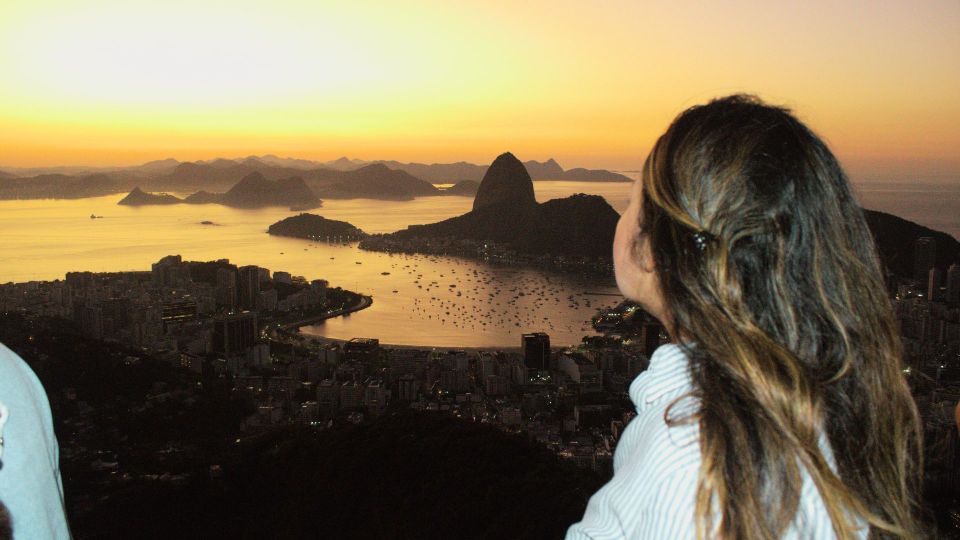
[640,95,922,538]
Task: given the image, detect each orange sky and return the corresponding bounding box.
[0,0,957,178]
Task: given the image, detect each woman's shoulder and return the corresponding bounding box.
[567,345,702,539]
[615,342,701,484]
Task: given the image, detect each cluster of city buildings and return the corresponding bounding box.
[1,252,664,477]
[0,255,330,370]
[246,321,666,477]
[896,237,960,496]
[2,243,958,490]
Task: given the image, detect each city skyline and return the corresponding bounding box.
[0,0,958,179]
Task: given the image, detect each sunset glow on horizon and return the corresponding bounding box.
[1,0,957,178]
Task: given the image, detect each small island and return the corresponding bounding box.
[267,213,369,242]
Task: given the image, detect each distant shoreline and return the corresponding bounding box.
[281,294,373,330]
[298,333,524,353]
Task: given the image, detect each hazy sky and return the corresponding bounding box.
[1,0,957,177]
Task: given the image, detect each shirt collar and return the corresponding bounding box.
[629,342,694,408]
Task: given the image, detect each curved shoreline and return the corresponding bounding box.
[300,333,523,353]
[280,287,593,351]
[280,294,373,331]
[291,295,527,351]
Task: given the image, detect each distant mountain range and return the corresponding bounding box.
[0,160,490,201]
[320,156,632,183]
[0,154,631,198]
[0,173,130,200]
[313,164,439,201]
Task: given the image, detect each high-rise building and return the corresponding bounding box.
[151,255,191,288]
[638,321,665,358]
[928,267,944,302]
[73,303,103,340]
[479,352,498,380]
[344,338,380,364]
[558,351,602,393]
[99,298,131,335]
[317,379,339,418]
[947,264,960,305]
[364,380,387,416]
[522,332,550,372]
[339,381,365,411]
[161,299,197,330]
[397,374,418,401]
[65,271,95,290]
[215,267,237,309]
[212,311,257,355]
[151,256,180,279]
[237,265,260,311]
[485,374,509,396]
[914,237,936,282]
[258,288,278,311]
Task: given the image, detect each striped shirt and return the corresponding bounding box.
[566,342,866,539]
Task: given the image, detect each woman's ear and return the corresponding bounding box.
[634,234,656,274]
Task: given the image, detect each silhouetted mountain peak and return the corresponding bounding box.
[232,171,269,189]
[523,157,565,179]
[118,187,182,206]
[275,176,310,190]
[219,173,319,209]
[208,158,240,169]
[173,162,202,173]
[357,163,391,174]
[473,152,537,211]
[138,158,180,172]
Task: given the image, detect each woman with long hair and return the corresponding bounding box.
[567,95,922,539]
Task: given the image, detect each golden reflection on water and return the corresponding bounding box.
[0,181,632,347]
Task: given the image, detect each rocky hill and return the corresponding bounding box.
[182,190,222,204]
[218,172,320,209]
[364,152,619,260]
[864,209,960,278]
[472,152,538,211]
[117,187,182,205]
[313,164,440,200]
